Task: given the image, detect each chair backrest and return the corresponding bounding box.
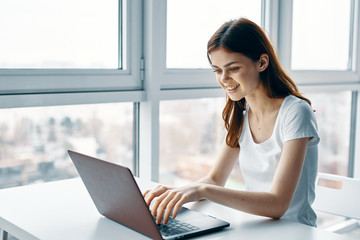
[312,173,360,220]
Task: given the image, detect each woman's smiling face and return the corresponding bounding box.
[210,47,264,101]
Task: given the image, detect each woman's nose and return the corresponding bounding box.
[220,72,231,83]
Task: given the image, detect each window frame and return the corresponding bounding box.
[278,0,360,85]
[139,0,269,181]
[0,0,143,96]
[154,0,267,90]
[354,94,360,178]
[276,0,360,179]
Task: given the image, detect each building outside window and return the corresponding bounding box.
[0,103,133,189]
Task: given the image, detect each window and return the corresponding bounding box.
[166,0,262,69]
[306,91,352,176]
[0,0,120,69]
[162,0,263,90]
[0,0,142,94]
[0,0,142,190]
[306,90,353,230]
[291,0,352,70]
[278,0,359,84]
[159,97,244,189]
[0,102,133,189]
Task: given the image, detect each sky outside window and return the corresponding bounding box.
[166,0,262,69]
[291,0,352,70]
[0,0,119,69]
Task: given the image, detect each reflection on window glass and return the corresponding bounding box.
[0,0,120,69]
[166,0,262,69]
[159,98,244,189]
[306,91,351,176]
[0,103,133,189]
[291,0,352,70]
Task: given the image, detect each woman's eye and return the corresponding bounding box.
[229,67,240,71]
[213,69,222,73]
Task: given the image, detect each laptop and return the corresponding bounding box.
[68,150,230,240]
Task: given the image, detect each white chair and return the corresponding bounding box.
[313,172,360,233]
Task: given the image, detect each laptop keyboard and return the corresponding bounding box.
[154,217,199,237]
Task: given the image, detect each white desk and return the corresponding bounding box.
[0,178,356,240]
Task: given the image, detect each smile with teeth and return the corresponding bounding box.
[225,84,240,91]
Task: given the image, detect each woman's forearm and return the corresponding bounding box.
[196,175,224,186]
[200,183,288,219]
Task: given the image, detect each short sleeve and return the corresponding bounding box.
[282,100,320,146]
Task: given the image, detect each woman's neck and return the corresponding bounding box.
[245,91,284,121]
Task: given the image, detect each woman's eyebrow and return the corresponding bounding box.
[211,61,240,68]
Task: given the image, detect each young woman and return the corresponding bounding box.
[143,18,320,227]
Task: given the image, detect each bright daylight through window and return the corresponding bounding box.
[306,91,352,177]
[161,0,262,187]
[160,98,245,189]
[0,0,120,69]
[291,0,352,70]
[166,0,262,69]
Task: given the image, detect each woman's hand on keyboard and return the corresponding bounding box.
[143,183,205,224]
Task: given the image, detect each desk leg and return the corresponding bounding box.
[0,229,8,240]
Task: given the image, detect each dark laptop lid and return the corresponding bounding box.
[68,150,162,240]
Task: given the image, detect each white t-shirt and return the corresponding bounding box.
[239,95,320,226]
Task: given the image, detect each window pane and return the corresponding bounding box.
[0,103,133,189]
[0,0,120,69]
[166,0,262,69]
[306,92,351,230]
[291,0,352,70]
[159,98,244,189]
[306,91,352,176]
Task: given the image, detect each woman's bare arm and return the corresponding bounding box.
[201,137,309,218]
[144,138,309,224]
[196,141,240,186]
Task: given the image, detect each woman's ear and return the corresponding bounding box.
[258,54,269,72]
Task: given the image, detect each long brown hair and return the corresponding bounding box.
[207,18,310,148]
